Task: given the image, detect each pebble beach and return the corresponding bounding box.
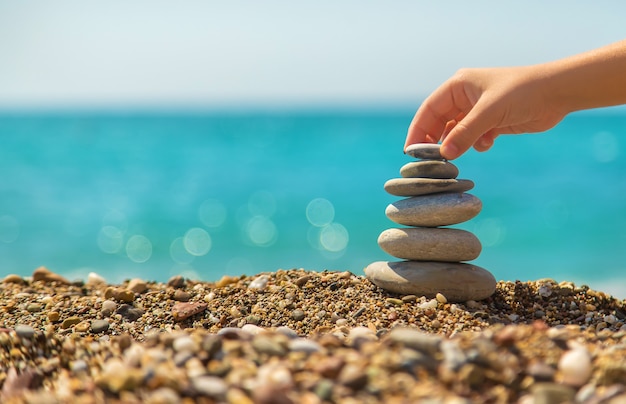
[2,267,626,404]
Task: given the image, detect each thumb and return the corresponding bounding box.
[440,99,499,159]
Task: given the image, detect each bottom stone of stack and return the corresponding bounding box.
[364,261,496,302]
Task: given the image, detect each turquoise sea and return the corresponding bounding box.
[0,109,625,297]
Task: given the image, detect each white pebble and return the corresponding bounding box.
[256,364,293,389]
[335,318,348,326]
[87,272,107,286]
[419,299,438,310]
[123,344,145,367]
[604,314,617,324]
[241,324,266,335]
[349,326,377,343]
[248,275,269,290]
[172,336,199,353]
[558,348,592,387]
[288,338,322,354]
[191,376,227,398]
[435,293,447,304]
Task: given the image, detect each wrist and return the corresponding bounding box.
[541,40,626,113]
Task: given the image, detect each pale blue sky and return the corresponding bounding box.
[0,1,625,109]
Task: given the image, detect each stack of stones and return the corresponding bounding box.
[364,143,496,302]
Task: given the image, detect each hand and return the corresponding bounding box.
[404,66,568,160]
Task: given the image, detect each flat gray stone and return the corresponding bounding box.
[378,227,481,261]
[384,178,474,197]
[405,143,443,160]
[400,160,459,179]
[364,261,496,302]
[385,193,481,227]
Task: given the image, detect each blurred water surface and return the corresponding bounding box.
[0,110,624,296]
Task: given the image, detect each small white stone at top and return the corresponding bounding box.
[405,143,443,160]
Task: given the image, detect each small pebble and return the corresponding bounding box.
[15,324,35,339]
[249,274,270,290]
[32,266,70,285]
[276,326,299,339]
[127,279,148,294]
[2,274,25,284]
[386,297,403,306]
[292,309,305,322]
[61,316,81,329]
[558,348,592,387]
[172,335,199,353]
[405,143,443,160]
[75,321,91,333]
[86,272,107,286]
[47,311,60,322]
[101,300,117,316]
[91,320,110,334]
[388,327,442,353]
[171,302,207,322]
[26,303,42,312]
[167,275,186,288]
[173,289,191,302]
[115,289,135,303]
[241,324,266,335]
[191,376,228,399]
[288,338,322,354]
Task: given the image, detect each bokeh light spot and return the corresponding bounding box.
[97,225,124,254]
[246,216,277,246]
[306,198,335,227]
[474,218,506,247]
[319,222,349,252]
[126,235,152,263]
[183,227,212,256]
[170,237,195,264]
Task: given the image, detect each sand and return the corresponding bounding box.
[1,267,626,403]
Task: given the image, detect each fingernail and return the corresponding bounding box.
[441,143,458,160]
[478,137,492,149]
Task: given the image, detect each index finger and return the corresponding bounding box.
[404,79,472,150]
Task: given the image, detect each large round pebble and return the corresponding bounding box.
[384,178,474,197]
[405,143,443,160]
[400,160,459,179]
[378,227,481,261]
[364,261,496,302]
[386,193,482,227]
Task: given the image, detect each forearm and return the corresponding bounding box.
[543,39,626,114]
